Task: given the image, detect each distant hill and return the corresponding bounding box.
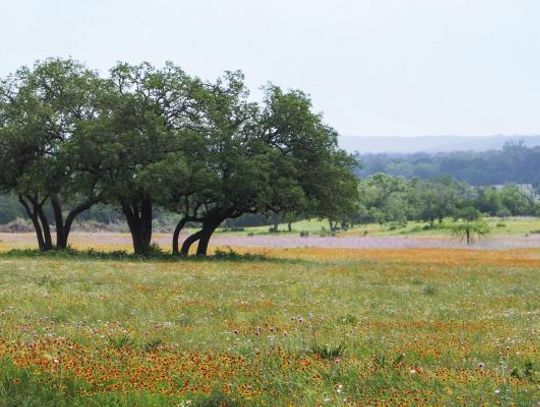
[339,135,540,153]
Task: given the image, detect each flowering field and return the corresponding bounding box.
[4,231,540,253]
[0,246,538,405]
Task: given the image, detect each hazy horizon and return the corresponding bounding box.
[2,0,540,137]
[339,134,540,153]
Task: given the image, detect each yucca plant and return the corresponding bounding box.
[311,341,346,359]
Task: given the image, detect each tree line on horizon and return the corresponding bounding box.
[0,58,358,254]
[356,142,540,187]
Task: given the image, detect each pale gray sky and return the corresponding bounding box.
[1,0,539,137]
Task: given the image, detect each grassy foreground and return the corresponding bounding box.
[0,248,538,405]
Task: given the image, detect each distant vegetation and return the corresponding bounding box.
[354,174,538,227]
[356,142,540,186]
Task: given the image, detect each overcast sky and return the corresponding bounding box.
[1,0,539,137]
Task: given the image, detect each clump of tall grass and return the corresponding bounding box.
[311,342,346,359]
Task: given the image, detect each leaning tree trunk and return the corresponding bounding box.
[61,202,93,248]
[181,211,230,257]
[121,198,153,255]
[196,217,223,257]
[180,229,204,256]
[172,216,190,255]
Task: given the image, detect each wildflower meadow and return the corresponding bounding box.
[0,240,538,405]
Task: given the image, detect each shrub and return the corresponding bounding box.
[450,219,490,245]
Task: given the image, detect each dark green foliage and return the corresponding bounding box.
[1,59,358,256]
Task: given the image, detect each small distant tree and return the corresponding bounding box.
[450,207,490,245]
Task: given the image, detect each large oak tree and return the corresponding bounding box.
[0,58,102,250]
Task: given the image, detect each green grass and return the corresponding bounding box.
[0,248,538,405]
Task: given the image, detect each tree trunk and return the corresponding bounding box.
[30,214,46,251]
[18,195,53,251]
[288,222,292,232]
[182,211,229,257]
[329,219,337,232]
[141,198,152,249]
[62,203,92,248]
[180,229,204,256]
[196,218,222,256]
[22,205,45,251]
[172,217,189,255]
[36,206,53,250]
[51,195,94,249]
[51,196,65,249]
[121,198,153,255]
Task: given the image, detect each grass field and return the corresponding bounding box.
[215,217,540,237]
[0,245,538,405]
